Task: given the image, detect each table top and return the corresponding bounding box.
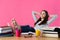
[0,36,60,40]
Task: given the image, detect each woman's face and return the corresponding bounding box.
[40,11,46,19]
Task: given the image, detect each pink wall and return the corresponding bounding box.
[0,0,60,27]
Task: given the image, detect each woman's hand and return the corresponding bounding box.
[32,11,40,15]
[50,15,57,17]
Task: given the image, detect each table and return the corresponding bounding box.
[0,36,60,40]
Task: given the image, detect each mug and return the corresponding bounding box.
[15,29,21,37]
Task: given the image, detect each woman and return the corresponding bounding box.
[32,10,57,36]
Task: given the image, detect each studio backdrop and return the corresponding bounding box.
[0,0,60,27]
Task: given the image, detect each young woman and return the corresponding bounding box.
[32,10,57,36]
[11,10,57,37]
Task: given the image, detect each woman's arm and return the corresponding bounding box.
[32,11,40,22]
[47,15,57,25]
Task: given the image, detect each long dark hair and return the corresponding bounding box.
[34,10,49,25]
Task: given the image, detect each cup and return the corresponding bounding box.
[36,30,41,36]
[15,29,21,37]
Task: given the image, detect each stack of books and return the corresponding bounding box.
[42,27,58,38]
[0,26,13,37]
[42,30,58,37]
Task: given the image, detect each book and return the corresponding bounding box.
[0,29,13,33]
[43,30,58,34]
[42,30,58,37]
[0,26,13,33]
[0,34,14,37]
[42,33,58,37]
[0,31,14,37]
[0,26,12,31]
[41,27,55,30]
[21,32,36,37]
[0,32,13,35]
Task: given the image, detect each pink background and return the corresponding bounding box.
[0,0,60,27]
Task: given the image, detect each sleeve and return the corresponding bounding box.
[47,15,57,25]
[32,11,38,22]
